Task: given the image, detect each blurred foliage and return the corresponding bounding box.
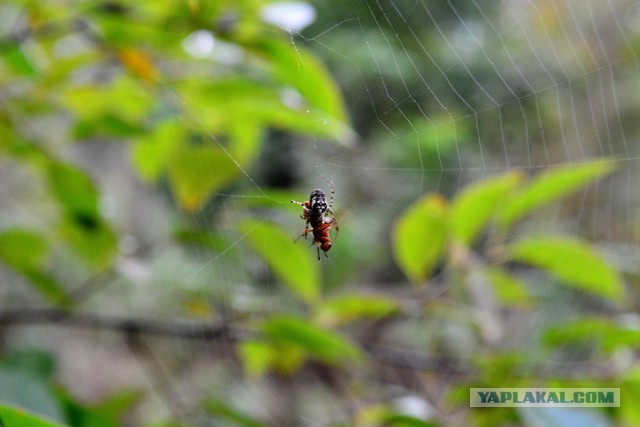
[0,0,638,426]
[0,404,67,427]
[392,162,621,301]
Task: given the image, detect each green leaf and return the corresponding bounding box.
[260,37,345,116]
[177,76,351,143]
[508,236,623,301]
[543,317,640,353]
[2,44,38,78]
[74,113,145,139]
[315,294,399,327]
[205,399,265,427]
[228,116,262,165]
[57,216,118,268]
[57,388,135,427]
[392,194,448,284]
[167,143,241,212]
[238,339,307,378]
[262,316,363,365]
[0,229,70,305]
[450,171,522,245]
[89,389,143,422]
[497,159,615,228]
[131,120,181,182]
[239,220,320,304]
[47,163,99,220]
[249,38,354,146]
[61,77,151,127]
[46,163,117,267]
[237,341,277,379]
[57,388,142,427]
[0,229,48,271]
[24,272,73,306]
[382,414,438,427]
[621,367,640,426]
[0,404,67,427]
[175,77,264,130]
[484,267,532,307]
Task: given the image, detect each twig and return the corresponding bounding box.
[0,308,232,340]
[0,308,471,375]
[364,344,474,377]
[0,308,611,380]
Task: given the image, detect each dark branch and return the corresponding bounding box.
[363,344,474,377]
[0,308,607,380]
[0,308,233,340]
[0,308,472,376]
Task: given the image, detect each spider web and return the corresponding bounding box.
[164,0,639,423]
[147,0,639,422]
[285,1,638,424]
[2,0,639,425]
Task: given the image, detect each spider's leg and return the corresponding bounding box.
[291,200,310,219]
[327,181,335,211]
[304,220,310,239]
[294,228,312,243]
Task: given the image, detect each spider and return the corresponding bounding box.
[290,183,339,260]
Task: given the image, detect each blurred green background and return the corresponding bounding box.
[0,0,639,426]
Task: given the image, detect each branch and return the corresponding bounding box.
[2,308,604,380]
[0,307,474,377]
[363,344,473,377]
[0,308,232,340]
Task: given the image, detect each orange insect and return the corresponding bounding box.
[290,183,339,260]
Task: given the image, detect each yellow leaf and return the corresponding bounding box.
[118,48,158,83]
